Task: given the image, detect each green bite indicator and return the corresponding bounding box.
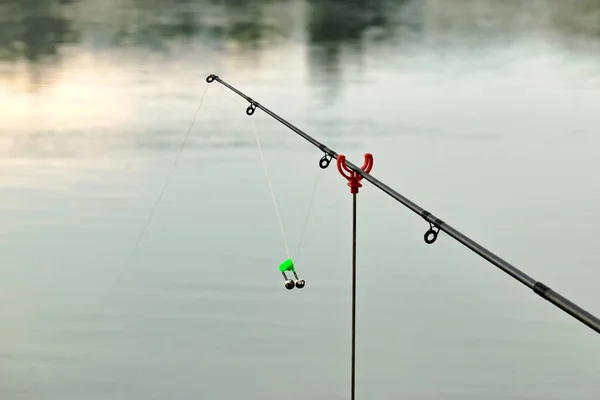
[279,258,305,290]
[279,258,295,273]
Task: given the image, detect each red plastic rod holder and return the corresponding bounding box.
[336,153,374,194]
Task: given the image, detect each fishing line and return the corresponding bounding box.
[25,82,213,388]
[251,117,291,259]
[224,90,322,261]
[222,88,306,288]
[114,83,211,286]
[224,90,291,258]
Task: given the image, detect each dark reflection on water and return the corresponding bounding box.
[1,0,599,78]
[111,0,203,50]
[0,0,599,158]
[306,0,402,45]
[1,0,599,168]
[304,0,407,94]
[0,0,77,63]
[108,0,290,51]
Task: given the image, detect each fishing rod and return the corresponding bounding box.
[206,73,600,336]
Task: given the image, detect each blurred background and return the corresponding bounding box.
[1,0,600,399]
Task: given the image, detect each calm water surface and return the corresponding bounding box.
[1,0,600,399]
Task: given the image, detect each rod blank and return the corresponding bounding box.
[206,73,600,335]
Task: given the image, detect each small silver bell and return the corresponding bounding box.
[295,279,306,289]
[284,280,295,290]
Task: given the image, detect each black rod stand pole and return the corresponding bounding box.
[351,192,357,400]
[337,153,371,400]
[206,74,600,336]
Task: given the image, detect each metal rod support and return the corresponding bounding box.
[351,193,357,400]
[206,74,600,335]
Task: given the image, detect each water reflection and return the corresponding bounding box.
[111,0,201,51]
[306,0,396,45]
[93,0,296,54]
[0,0,78,63]
[305,0,410,96]
[417,0,600,46]
[1,0,600,81]
[0,0,599,160]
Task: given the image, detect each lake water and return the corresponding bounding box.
[1,0,600,399]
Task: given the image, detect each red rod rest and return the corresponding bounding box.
[336,153,374,194]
